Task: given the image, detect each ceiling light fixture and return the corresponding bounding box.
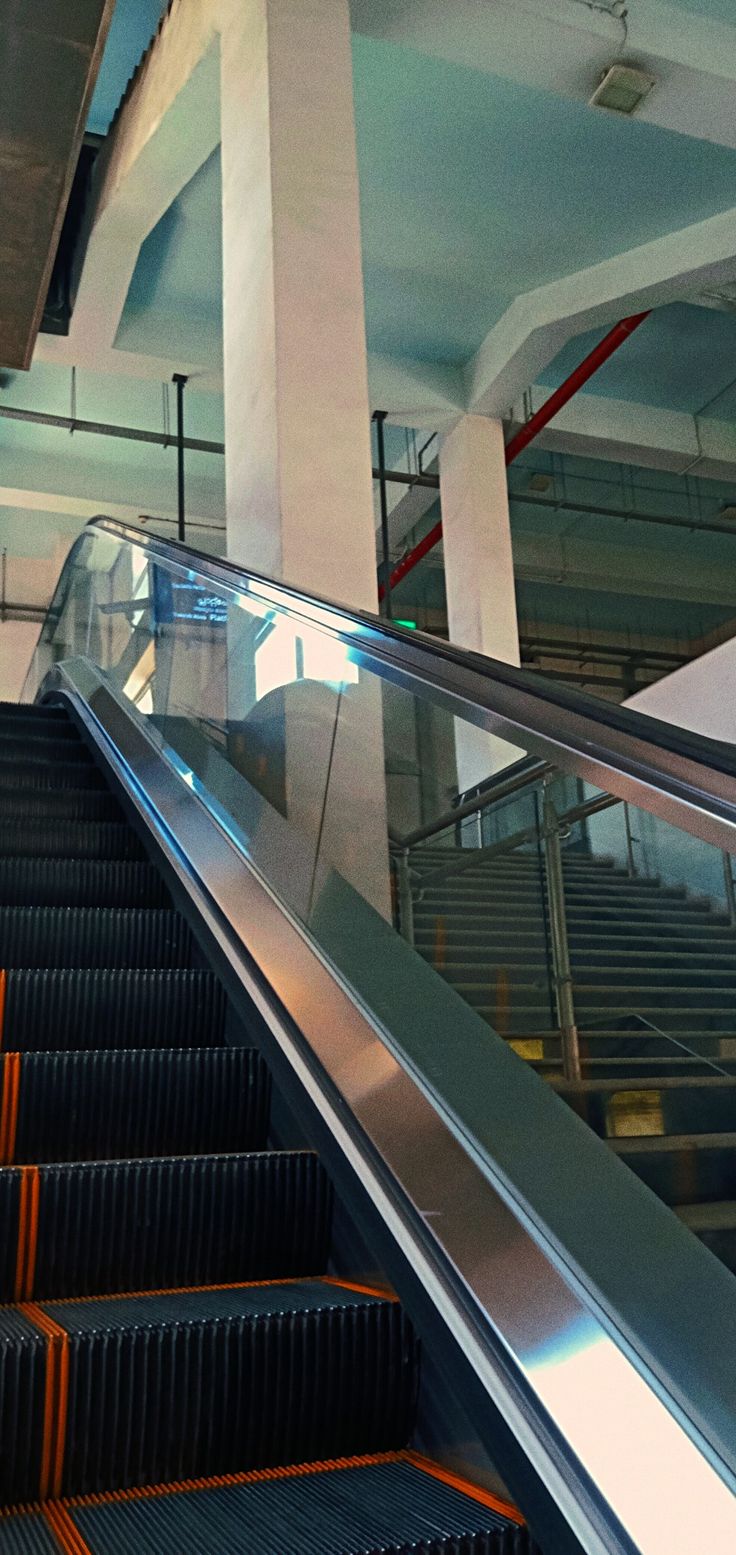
[589,63,655,115]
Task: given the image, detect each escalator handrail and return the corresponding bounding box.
[45,656,736,1552]
[30,516,736,858]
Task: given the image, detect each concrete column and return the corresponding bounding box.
[219,0,377,611]
[440,415,519,664]
[439,415,522,794]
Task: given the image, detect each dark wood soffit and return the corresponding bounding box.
[0,0,116,370]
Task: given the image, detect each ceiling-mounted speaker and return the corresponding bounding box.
[589,64,656,115]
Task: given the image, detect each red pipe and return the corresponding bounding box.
[379,310,650,601]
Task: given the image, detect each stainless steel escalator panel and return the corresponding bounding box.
[39,657,736,1555]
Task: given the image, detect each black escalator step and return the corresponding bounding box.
[0,1151,331,1302]
[0,1508,60,1553]
[0,792,121,825]
[0,738,89,764]
[0,762,106,793]
[10,1047,269,1163]
[3,968,224,1051]
[0,824,144,861]
[0,715,78,742]
[42,1457,533,1554]
[0,703,68,720]
[0,1308,47,1505]
[0,860,168,909]
[0,907,193,968]
[38,1280,416,1499]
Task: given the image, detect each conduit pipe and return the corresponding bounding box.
[379,310,651,600]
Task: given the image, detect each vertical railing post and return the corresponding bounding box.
[173,373,188,543]
[396,848,415,946]
[723,851,736,929]
[623,802,637,878]
[374,410,392,620]
[543,789,581,1082]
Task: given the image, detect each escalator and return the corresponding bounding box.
[7,516,736,1552]
[0,700,530,1553]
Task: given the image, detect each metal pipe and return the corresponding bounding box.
[543,790,581,1083]
[0,601,45,621]
[378,310,651,599]
[374,411,392,619]
[511,487,736,540]
[173,374,188,543]
[393,759,551,850]
[0,401,223,455]
[503,313,651,465]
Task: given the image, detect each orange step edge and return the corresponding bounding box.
[0,1449,525,1529]
[0,1273,395,1312]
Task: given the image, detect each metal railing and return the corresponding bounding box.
[393,769,736,1085]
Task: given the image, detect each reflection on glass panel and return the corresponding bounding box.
[26,524,736,1117]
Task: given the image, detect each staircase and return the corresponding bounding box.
[0,704,532,1554]
[412,843,736,1275]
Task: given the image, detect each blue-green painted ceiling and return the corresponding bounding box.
[538,303,736,419]
[88,0,168,135]
[115,150,223,363]
[352,36,736,364]
[118,32,736,388]
[663,0,736,21]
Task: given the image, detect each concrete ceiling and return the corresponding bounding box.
[0,0,116,370]
[109,9,736,420]
[11,0,736,625]
[538,303,736,418]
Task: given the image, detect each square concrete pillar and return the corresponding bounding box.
[440,415,522,793]
[219,0,377,612]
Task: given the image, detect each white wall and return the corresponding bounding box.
[626,635,736,744]
[0,622,41,702]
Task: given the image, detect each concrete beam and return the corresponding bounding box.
[350,0,736,150]
[508,386,736,482]
[0,485,220,534]
[62,0,220,369]
[367,353,464,429]
[467,208,736,417]
[34,332,223,392]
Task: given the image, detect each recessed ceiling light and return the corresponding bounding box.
[589,64,656,115]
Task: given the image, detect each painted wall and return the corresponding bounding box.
[0,622,42,702]
[626,635,736,743]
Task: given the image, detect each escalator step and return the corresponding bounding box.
[1,968,224,1051]
[0,824,145,861]
[0,704,68,721]
[0,738,90,764]
[0,762,106,793]
[0,716,78,742]
[0,1508,59,1553]
[0,1150,332,1302]
[6,1047,269,1163]
[0,793,121,825]
[0,907,193,968]
[0,1281,416,1502]
[0,1307,48,1505]
[0,1457,532,1552]
[0,860,169,909]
